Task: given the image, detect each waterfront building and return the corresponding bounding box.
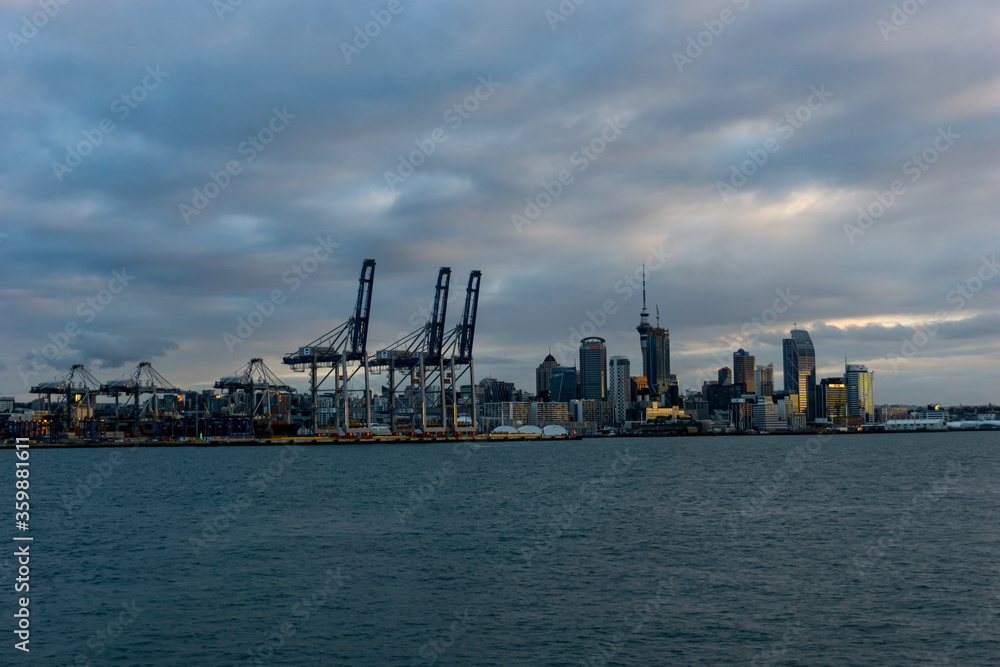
[819,377,848,420]
[846,363,875,423]
[608,356,631,425]
[530,402,569,427]
[579,337,608,401]
[752,400,785,432]
[549,366,578,403]
[755,364,774,398]
[535,353,559,401]
[733,349,756,394]
[480,377,514,404]
[783,327,817,420]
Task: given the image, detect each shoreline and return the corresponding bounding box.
[4,427,997,449]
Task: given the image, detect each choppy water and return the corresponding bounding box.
[13,432,1000,665]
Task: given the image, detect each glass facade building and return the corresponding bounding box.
[783,328,817,420]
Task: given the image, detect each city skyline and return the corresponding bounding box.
[1,2,998,405]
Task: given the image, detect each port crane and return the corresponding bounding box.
[30,363,106,435]
[100,361,180,436]
[283,259,375,434]
[371,268,481,434]
[215,358,295,434]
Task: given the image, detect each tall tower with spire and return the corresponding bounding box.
[636,265,652,382]
[636,267,671,402]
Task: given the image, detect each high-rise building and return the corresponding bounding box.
[755,363,774,397]
[718,367,732,385]
[783,327,817,420]
[549,366,578,403]
[846,363,875,423]
[733,348,756,394]
[480,377,514,404]
[608,357,631,425]
[636,268,670,399]
[579,337,608,401]
[535,353,559,400]
[819,377,847,420]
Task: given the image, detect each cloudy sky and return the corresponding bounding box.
[2,0,998,405]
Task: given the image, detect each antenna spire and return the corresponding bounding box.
[642,264,647,311]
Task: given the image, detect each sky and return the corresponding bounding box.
[1,0,998,406]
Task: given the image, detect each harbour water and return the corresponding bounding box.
[20,432,1000,665]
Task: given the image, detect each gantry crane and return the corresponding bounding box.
[283,259,376,434]
[30,363,106,435]
[100,361,180,436]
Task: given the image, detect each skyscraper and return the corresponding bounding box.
[846,363,875,423]
[535,353,559,400]
[608,356,630,425]
[718,367,732,385]
[783,327,817,420]
[755,363,774,397]
[636,268,670,399]
[549,366,578,403]
[733,348,756,394]
[820,377,847,420]
[579,337,608,401]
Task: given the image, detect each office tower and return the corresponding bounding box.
[846,363,875,423]
[609,357,631,425]
[819,377,847,420]
[636,268,670,398]
[783,327,817,420]
[718,367,732,385]
[480,377,514,404]
[535,353,559,400]
[733,348,756,394]
[755,363,774,397]
[630,376,651,402]
[649,313,670,398]
[549,366,578,403]
[579,337,608,401]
